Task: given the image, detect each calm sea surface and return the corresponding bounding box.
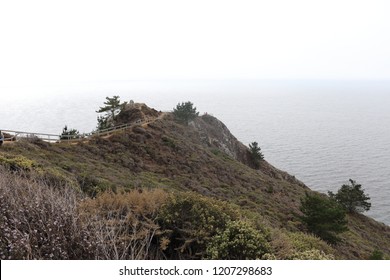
[1,80,390,225]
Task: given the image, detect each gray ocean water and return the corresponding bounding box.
[1,80,390,225]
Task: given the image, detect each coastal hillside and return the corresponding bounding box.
[1,103,389,260]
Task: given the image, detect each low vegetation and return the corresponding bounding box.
[1,169,342,260]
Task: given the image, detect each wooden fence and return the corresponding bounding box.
[1,117,155,144]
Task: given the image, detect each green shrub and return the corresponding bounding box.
[269,229,336,260]
[157,192,239,259]
[0,154,38,172]
[77,173,113,197]
[369,249,384,260]
[162,136,176,149]
[32,167,79,190]
[290,249,334,260]
[206,220,270,260]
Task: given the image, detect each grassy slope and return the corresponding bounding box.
[1,111,389,259]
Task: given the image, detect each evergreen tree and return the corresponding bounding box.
[328,179,371,213]
[96,115,110,131]
[173,101,199,125]
[248,141,264,168]
[300,192,347,244]
[60,125,80,140]
[96,96,125,130]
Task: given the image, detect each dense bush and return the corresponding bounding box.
[369,249,384,260]
[0,154,38,172]
[206,220,270,260]
[290,249,334,260]
[300,192,347,244]
[269,229,335,260]
[157,192,240,259]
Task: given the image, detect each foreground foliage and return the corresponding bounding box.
[80,189,168,259]
[157,192,241,259]
[0,170,94,259]
[206,220,270,260]
[0,171,274,260]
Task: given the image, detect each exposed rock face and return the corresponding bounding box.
[192,114,306,187]
[193,114,252,166]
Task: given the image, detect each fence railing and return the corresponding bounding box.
[1,117,155,144]
[1,130,60,143]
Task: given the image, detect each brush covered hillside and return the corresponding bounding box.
[1,103,389,260]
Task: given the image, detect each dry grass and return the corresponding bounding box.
[0,167,170,260]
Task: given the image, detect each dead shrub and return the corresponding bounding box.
[0,168,95,259]
[80,189,168,259]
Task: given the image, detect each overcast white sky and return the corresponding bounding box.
[1,0,390,87]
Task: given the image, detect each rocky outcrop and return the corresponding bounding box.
[193,114,253,166]
[116,103,161,125]
[191,114,306,187]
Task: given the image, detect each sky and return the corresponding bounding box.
[1,0,390,87]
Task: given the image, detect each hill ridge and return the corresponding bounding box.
[1,103,389,260]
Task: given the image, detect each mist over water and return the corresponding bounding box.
[1,80,390,224]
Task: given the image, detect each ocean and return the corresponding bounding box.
[1,80,390,225]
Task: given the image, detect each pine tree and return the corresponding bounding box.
[248,142,264,168]
[300,192,347,244]
[60,125,80,140]
[96,96,125,130]
[173,101,199,125]
[328,179,371,213]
